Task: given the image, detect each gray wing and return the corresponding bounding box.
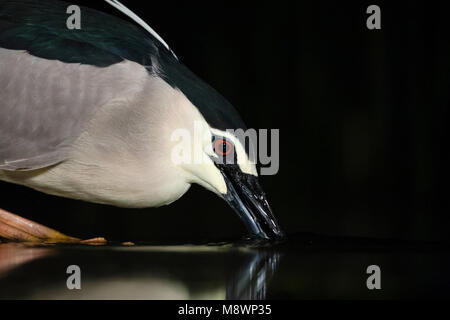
[0,48,148,170]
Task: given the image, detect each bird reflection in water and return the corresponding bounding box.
[0,242,56,277]
[0,242,281,300]
[226,250,280,300]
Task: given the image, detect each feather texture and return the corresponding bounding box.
[0,0,248,170]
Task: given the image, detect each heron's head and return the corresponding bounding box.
[208,129,284,241]
[158,53,284,241]
[171,97,285,241]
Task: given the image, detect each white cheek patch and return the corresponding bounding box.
[210,128,258,177]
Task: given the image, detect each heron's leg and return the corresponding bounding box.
[0,207,106,244]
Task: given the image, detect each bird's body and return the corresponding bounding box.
[0,50,194,208]
[0,0,284,242]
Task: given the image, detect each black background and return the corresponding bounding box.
[1,0,449,243]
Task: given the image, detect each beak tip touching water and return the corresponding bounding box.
[220,166,285,242]
[250,201,286,241]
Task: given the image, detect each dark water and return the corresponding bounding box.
[0,233,449,299]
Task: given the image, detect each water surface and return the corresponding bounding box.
[0,233,449,299]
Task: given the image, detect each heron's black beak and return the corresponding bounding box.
[217,164,285,241]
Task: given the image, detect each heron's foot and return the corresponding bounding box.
[0,207,107,245]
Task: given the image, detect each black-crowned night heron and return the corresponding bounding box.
[0,0,284,243]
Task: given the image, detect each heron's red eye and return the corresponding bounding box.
[214,139,232,156]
